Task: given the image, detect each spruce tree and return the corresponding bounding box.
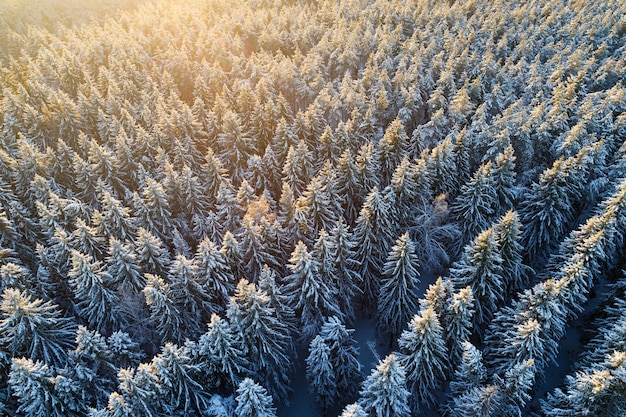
[306,335,337,413]
[359,354,411,417]
[235,378,277,417]
[377,232,420,340]
[227,280,292,402]
[398,306,449,409]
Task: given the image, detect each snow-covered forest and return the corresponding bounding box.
[0,0,625,416]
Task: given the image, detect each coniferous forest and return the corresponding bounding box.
[1,0,625,416]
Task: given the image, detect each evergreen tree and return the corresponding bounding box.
[377,232,420,340]
[151,342,208,413]
[493,211,532,296]
[227,280,292,402]
[0,288,75,367]
[194,237,235,314]
[449,341,487,397]
[318,316,363,404]
[451,161,498,240]
[359,354,411,417]
[68,251,119,334]
[235,378,277,417]
[340,403,367,417]
[450,228,504,330]
[283,241,342,341]
[195,313,248,391]
[9,358,84,417]
[306,335,337,413]
[445,286,476,362]
[142,273,182,344]
[378,118,409,186]
[106,239,144,295]
[398,306,449,409]
[329,219,361,323]
[135,227,170,277]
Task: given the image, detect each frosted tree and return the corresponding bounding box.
[352,203,383,312]
[493,211,532,296]
[444,286,476,362]
[306,335,337,413]
[106,239,144,295]
[450,228,504,330]
[318,316,363,404]
[151,342,208,413]
[142,273,182,344]
[92,190,136,242]
[359,354,411,417]
[195,313,248,391]
[227,280,292,402]
[451,161,498,240]
[329,219,361,323]
[0,288,75,366]
[398,306,449,409]
[283,241,342,341]
[116,363,165,416]
[135,227,170,277]
[378,118,409,186]
[340,403,367,417]
[9,358,84,417]
[449,384,503,417]
[377,232,420,340]
[167,254,211,339]
[68,250,119,334]
[221,231,246,283]
[488,317,545,377]
[234,378,277,417]
[542,351,626,417]
[449,341,487,397]
[194,237,235,314]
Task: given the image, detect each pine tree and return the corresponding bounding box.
[107,239,144,295]
[398,306,449,409]
[445,286,476,362]
[234,378,277,417]
[340,403,367,417]
[377,232,420,340]
[194,313,249,391]
[283,241,342,341]
[167,254,211,339]
[68,250,118,334]
[142,273,182,344]
[0,289,75,367]
[318,316,363,404]
[450,228,504,330]
[306,335,337,413]
[329,219,361,323]
[194,237,235,314]
[135,227,170,277]
[9,358,84,417]
[359,354,411,417]
[227,280,292,402]
[451,161,498,240]
[378,118,409,186]
[151,342,208,413]
[449,341,487,397]
[493,211,532,296]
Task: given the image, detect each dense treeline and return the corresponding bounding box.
[0,0,625,416]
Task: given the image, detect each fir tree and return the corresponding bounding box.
[398,306,449,409]
[359,354,411,417]
[227,280,292,402]
[377,232,420,340]
[450,228,504,330]
[283,241,342,341]
[68,250,119,334]
[306,335,337,413]
[235,378,277,417]
[0,288,75,367]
